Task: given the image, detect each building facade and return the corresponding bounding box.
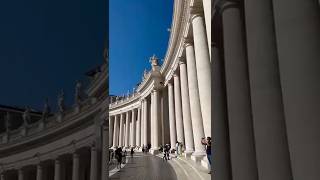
[0,58,108,180]
[109,0,211,169]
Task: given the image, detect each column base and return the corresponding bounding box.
[191,152,206,163]
[201,156,211,170]
[183,150,194,158]
[150,148,160,155]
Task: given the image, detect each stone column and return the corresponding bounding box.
[101,121,108,180]
[37,164,43,180]
[119,113,124,147]
[191,13,211,138]
[109,116,114,147]
[168,82,177,150]
[54,159,61,180]
[179,60,194,154]
[113,115,119,147]
[18,169,24,180]
[184,41,206,156]
[150,91,154,148]
[201,0,211,59]
[173,72,185,144]
[222,1,258,180]
[0,174,3,180]
[140,101,145,147]
[272,0,320,179]
[72,153,80,180]
[136,107,141,147]
[151,90,160,153]
[131,109,136,147]
[244,1,293,180]
[90,145,98,180]
[125,111,130,148]
[143,99,148,146]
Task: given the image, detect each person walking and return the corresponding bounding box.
[201,137,212,174]
[175,141,179,156]
[130,147,134,158]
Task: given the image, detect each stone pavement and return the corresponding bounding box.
[108,152,211,180]
[109,152,178,180]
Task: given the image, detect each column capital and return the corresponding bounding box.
[179,59,186,65]
[215,0,241,14]
[184,38,194,48]
[73,152,80,159]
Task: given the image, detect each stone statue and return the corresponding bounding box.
[42,98,50,120]
[116,96,119,101]
[5,112,11,132]
[75,81,82,105]
[58,90,65,113]
[127,90,130,98]
[149,54,159,68]
[143,69,148,79]
[22,106,30,126]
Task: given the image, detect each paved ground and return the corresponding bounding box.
[109,152,178,180]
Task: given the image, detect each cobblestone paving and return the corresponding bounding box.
[109,152,178,180]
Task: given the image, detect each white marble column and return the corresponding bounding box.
[101,121,108,180]
[168,82,177,150]
[136,107,141,147]
[185,41,206,156]
[90,145,98,180]
[179,60,195,154]
[143,99,148,146]
[109,116,114,147]
[54,159,61,180]
[174,73,185,144]
[18,169,24,180]
[37,164,43,180]
[119,113,124,147]
[141,101,145,146]
[131,109,136,147]
[113,115,119,147]
[72,153,80,180]
[151,90,160,152]
[191,13,211,138]
[150,92,154,148]
[125,111,130,148]
[201,1,211,59]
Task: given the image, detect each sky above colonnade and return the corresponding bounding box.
[109,0,173,96]
[0,0,106,110]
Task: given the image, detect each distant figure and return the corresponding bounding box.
[130,148,134,158]
[201,137,212,174]
[175,142,179,156]
[115,147,122,169]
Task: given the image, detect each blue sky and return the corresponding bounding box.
[0,0,106,111]
[109,0,173,96]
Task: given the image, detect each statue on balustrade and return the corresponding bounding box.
[22,106,30,126]
[5,112,11,132]
[42,98,51,120]
[75,80,83,105]
[58,90,65,113]
[149,54,159,71]
[143,69,148,80]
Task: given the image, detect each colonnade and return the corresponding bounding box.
[0,145,99,180]
[213,0,320,180]
[109,1,211,168]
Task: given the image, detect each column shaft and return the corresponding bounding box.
[192,13,211,138]
[131,109,136,147]
[174,73,185,144]
[152,90,160,150]
[109,117,114,147]
[179,60,194,153]
[18,169,24,180]
[113,115,119,147]
[136,107,141,147]
[90,146,98,180]
[125,111,130,148]
[185,42,206,156]
[244,0,293,180]
[143,99,148,146]
[54,159,61,180]
[72,153,80,180]
[272,0,320,179]
[119,113,124,147]
[37,164,43,180]
[222,2,258,179]
[168,82,177,150]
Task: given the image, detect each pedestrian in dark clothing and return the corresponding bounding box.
[202,137,212,174]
